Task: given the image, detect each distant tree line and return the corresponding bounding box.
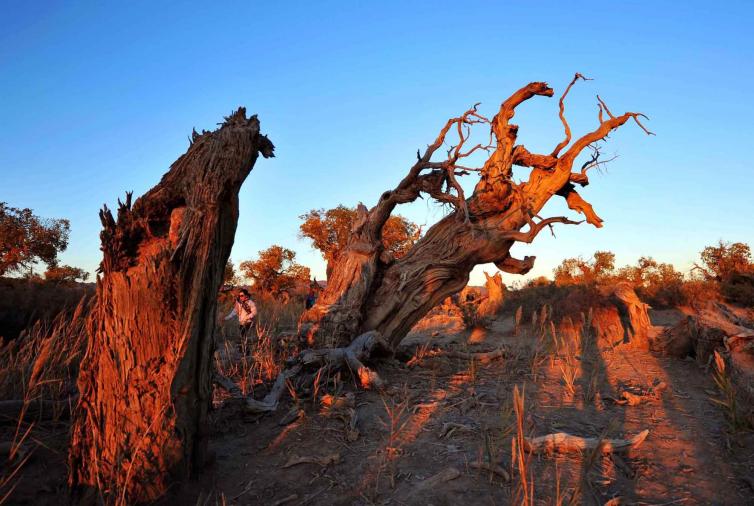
[548,241,753,307]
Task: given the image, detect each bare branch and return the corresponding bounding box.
[558,109,653,172]
[502,215,583,243]
[596,95,615,119]
[632,113,655,136]
[495,255,536,275]
[556,184,604,228]
[551,73,591,156]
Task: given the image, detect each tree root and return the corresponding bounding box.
[213,331,388,414]
[524,429,649,454]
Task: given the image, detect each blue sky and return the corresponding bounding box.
[2,1,752,285]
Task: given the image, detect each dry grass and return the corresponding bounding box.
[0,294,91,505]
[511,384,533,505]
[0,295,90,402]
[710,351,752,433]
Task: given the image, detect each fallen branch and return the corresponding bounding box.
[446,348,507,364]
[406,467,461,499]
[282,453,342,468]
[438,422,473,439]
[469,461,511,481]
[405,346,507,367]
[271,495,299,506]
[605,381,668,406]
[524,429,649,454]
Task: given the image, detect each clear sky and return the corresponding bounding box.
[2,1,753,286]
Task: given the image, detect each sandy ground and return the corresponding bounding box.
[7,309,754,505]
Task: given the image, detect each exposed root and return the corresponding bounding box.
[214,331,388,414]
[524,429,649,454]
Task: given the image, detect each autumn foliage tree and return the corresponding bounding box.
[553,250,616,286]
[0,202,71,276]
[300,205,419,278]
[240,245,310,296]
[44,264,90,283]
[695,241,754,306]
[300,75,652,349]
[696,241,753,281]
[554,251,686,307]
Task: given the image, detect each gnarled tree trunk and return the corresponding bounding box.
[300,76,651,349]
[69,109,273,503]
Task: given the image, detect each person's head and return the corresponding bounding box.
[238,288,251,301]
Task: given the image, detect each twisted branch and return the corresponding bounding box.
[551,73,591,157]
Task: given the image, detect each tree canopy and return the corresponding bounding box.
[696,241,753,280]
[553,251,616,286]
[299,205,419,277]
[0,202,71,276]
[239,245,310,296]
[44,264,90,283]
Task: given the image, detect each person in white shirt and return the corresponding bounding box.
[224,288,258,340]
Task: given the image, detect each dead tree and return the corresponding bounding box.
[300,76,652,349]
[478,271,505,318]
[68,109,273,503]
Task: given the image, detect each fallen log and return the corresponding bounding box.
[524,429,649,454]
[405,346,507,367]
[445,348,507,364]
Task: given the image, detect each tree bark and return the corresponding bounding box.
[68,109,273,503]
[301,77,651,349]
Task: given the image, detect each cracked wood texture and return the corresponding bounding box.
[68,109,273,504]
[300,77,650,349]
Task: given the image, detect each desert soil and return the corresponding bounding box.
[6,310,754,505]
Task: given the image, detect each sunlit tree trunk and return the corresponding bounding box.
[478,271,505,319]
[68,109,273,503]
[300,76,651,349]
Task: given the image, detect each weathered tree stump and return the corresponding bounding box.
[591,283,651,349]
[68,109,273,503]
[478,271,505,318]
